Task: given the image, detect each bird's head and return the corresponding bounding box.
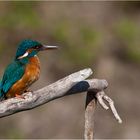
[15,39,58,60]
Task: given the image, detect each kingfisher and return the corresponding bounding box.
[0,39,58,100]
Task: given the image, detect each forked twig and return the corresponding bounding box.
[96,91,122,123]
[84,83,122,139]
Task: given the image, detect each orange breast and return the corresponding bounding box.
[6,56,40,98]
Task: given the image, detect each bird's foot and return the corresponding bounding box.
[15,94,25,99]
[24,89,33,93]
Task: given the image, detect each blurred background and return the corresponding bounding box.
[0,1,140,139]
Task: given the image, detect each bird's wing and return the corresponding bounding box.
[1,61,25,95]
[0,79,2,88]
[0,79,3,98]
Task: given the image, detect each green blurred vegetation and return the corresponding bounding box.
[1,2,139,65]
[115,19,140,63]
[6,129,23,139]
[0,2,101,68]
[52,21,100,66]
[0,2,40,29]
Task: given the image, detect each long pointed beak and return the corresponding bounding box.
[41,45,58,51]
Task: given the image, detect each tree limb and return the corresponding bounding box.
[84,91,97,140]
[84,83,122,140]
[0,68,104,118]
[0,67,122,127]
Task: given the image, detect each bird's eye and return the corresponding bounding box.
[34,46,40,49]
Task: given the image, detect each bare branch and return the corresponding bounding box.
[84,91,96,140]
[96,91,109,110]
[84,82,122,140]
[103,94,122,123]
[0,66,122,130]
[96,91,122,124]
[0,68,107,118]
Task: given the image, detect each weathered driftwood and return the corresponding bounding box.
[84,91,97,140]
[0,68,106,118]
[0,67,122,139]
[84,89,122,140]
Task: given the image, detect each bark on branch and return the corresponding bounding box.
[84,91,97,139]
[0,68,98,117]
[0,67,122,129]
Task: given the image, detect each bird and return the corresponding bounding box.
[0,39,58,100]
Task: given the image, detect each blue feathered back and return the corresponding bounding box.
[0,61,25,100]
[0,79,4,100]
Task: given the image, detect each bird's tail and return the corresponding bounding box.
[0,80,5,101]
